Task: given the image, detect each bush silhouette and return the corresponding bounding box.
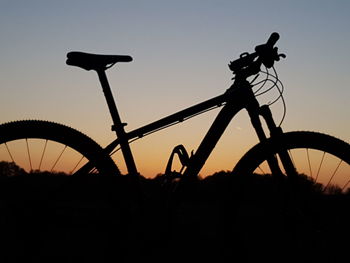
[0,161,26,176]
[0,162,349,262]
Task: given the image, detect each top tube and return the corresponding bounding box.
[127,93,227,140]
[101,93,228,156]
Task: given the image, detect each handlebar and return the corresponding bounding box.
[228,32,285,77]
[266,32,280,48]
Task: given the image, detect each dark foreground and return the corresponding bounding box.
[0,172,349,263]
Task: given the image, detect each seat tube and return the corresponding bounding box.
[96,70,138,175]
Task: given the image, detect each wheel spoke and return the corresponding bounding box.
[26,139,33,171]
[306,148,312,179]
[315,152,325,182]
[4,143,15,163]
[257,165,265,175]
[324,159,343,192]
[50,145,67,172]
[70,155,85,174]
[39,140,48,170]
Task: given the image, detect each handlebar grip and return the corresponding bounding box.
[266,32,280,47]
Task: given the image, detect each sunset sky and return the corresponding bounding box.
[1,0,349,177]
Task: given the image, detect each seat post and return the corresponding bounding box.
[96,69,138,175]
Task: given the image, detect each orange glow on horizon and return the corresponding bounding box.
[2,133,349,193]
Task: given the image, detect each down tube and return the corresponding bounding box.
[183,100,245,177]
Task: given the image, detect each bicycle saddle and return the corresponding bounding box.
[66,51,133,71]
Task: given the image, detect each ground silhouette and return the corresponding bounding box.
[0,161,349,262]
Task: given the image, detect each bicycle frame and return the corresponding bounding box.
[97,69,280,177]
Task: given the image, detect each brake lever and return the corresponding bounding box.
[278,53,286,60]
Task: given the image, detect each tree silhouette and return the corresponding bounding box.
[0,161,26,177]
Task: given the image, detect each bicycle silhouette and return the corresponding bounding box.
[1,33,349,192]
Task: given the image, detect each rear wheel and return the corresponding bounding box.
[0,120,120,175]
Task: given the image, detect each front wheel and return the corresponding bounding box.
[231,131,350,262]
[233,131,350,193]
[0,120,120,175]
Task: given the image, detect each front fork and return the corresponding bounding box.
[247,101,297,178]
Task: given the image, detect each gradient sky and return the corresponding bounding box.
[1,0,349,177]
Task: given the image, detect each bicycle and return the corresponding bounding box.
[0,32,349,193]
